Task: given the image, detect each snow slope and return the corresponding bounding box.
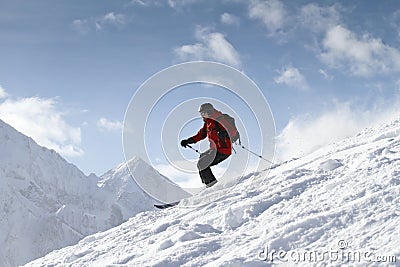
[0,119,158,267]
[26,117,400,266]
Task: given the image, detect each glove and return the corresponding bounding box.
[180,138,195,148]
[180,139,189,148]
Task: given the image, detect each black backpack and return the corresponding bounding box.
[216,114,241,144]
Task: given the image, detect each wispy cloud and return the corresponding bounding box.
[276,98,400,161]
[72,19,91,34]
[96,12,126,30]
[390,9,400,40]
[248,0,287,37]
[130,0,152,6]
[318,69,333,80]
[0,85,8,99]
[274,66,309,91]
[97,118,123,132]
[72,12,127,34]
[221,13,240,26]
[130,0,190,8]
[299,3,341,33]
[320,25,400,76]
[174,26,241,67]
[168,0,199,9]
[0,96,84,157]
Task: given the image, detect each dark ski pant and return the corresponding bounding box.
[197,149,230,185]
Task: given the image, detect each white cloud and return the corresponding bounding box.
[129,0,173,8]
[0,97,83,157]
[276,99,400,161]
[299,3,340,33]
[174,26,241,67]
[221,13,240,26]
[274,67,309,91]
[168,0,198,8]
[72,12,127,34]
[248,0,286,37]
[320,25,400,76]
[72,19,90,34]
[130,0,162,6]
[131,0,148,6]
[318,69,333,80]
[390,9,400,40]
[96,12,126,30]
[0,85,8,99]
[98,118,123,132]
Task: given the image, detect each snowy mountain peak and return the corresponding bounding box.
[118,155,192,203]
[0,120,156,267]
[26,116,400,266]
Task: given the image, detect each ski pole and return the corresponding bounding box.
[187,144,201,154]
[235,142,273,164]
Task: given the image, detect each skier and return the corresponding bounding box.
[180,103,237,187]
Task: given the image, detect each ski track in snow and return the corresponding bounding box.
[24,118,400,266]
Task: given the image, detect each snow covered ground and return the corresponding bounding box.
[0,120,158,267]
[25,117,400,266]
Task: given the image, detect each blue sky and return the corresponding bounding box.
[1,0,400,184]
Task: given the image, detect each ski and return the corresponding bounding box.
[154,201,180,209]
[154,181,220,210]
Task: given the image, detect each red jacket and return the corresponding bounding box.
[191,109,236,155]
